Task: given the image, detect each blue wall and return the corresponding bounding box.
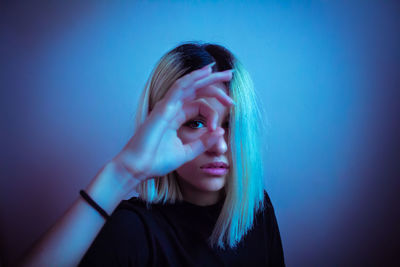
[1,1,399,266]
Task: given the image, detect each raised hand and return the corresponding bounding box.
[113,63,234,182]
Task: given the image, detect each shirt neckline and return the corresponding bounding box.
[180,196,225,211]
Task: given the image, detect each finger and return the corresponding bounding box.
[163,62,215,103]
[141,63,218,150]
[166,68,233,105]
[135,98,179,156]
[195,85,235,107]
[183,128,225,162]
[180,62,217,85]
[174,99,219,131]
[188,69,233,96]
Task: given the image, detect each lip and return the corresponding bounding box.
[200,161,229,169]
[200,167,229,176]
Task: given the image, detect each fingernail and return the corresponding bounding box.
[202,62,216,70]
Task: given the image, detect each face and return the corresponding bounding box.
[175,82,231,206]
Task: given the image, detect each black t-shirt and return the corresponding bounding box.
[79,190,285,266]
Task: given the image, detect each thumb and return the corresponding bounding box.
[183,128,225,161]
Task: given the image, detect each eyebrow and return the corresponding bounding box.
[197,114,230,120]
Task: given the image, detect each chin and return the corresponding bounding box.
[176,169,226,192]
[187,174,226,192]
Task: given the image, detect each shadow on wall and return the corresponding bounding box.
[1,3,98,266]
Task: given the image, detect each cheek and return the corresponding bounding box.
[176,157,200,177]
[177,128,206,144]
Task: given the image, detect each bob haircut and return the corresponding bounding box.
[133,41,267,250]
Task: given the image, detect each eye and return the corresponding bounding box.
[185,119,230,130]
[185,119,206,129]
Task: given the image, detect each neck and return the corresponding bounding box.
[177,178,224,206]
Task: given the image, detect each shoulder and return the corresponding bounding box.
[107,197,152,232]
[115,196,150,213]
[100,198,150,243]
[79,198,151,265]
[261,190,285,265]
[259,189,280,226]
[263,189,275,211]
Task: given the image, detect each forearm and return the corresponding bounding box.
[18,161,141,267]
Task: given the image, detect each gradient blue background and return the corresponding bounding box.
[1,1,399,266]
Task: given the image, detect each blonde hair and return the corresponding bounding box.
[133,41,267,250]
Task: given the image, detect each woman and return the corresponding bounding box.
[19,41,285,266]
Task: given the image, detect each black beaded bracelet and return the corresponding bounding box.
[79,190,110,220]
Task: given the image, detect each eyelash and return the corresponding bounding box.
[185,119,230,129]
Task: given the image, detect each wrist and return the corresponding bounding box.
[85,161,142,214]
[112,152,148,181]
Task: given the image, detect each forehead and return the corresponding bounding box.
[200,82,230,120]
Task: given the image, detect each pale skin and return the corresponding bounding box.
[18,62,234,266]
[175,82,232,206]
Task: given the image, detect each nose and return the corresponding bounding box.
[206,133,228,156]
